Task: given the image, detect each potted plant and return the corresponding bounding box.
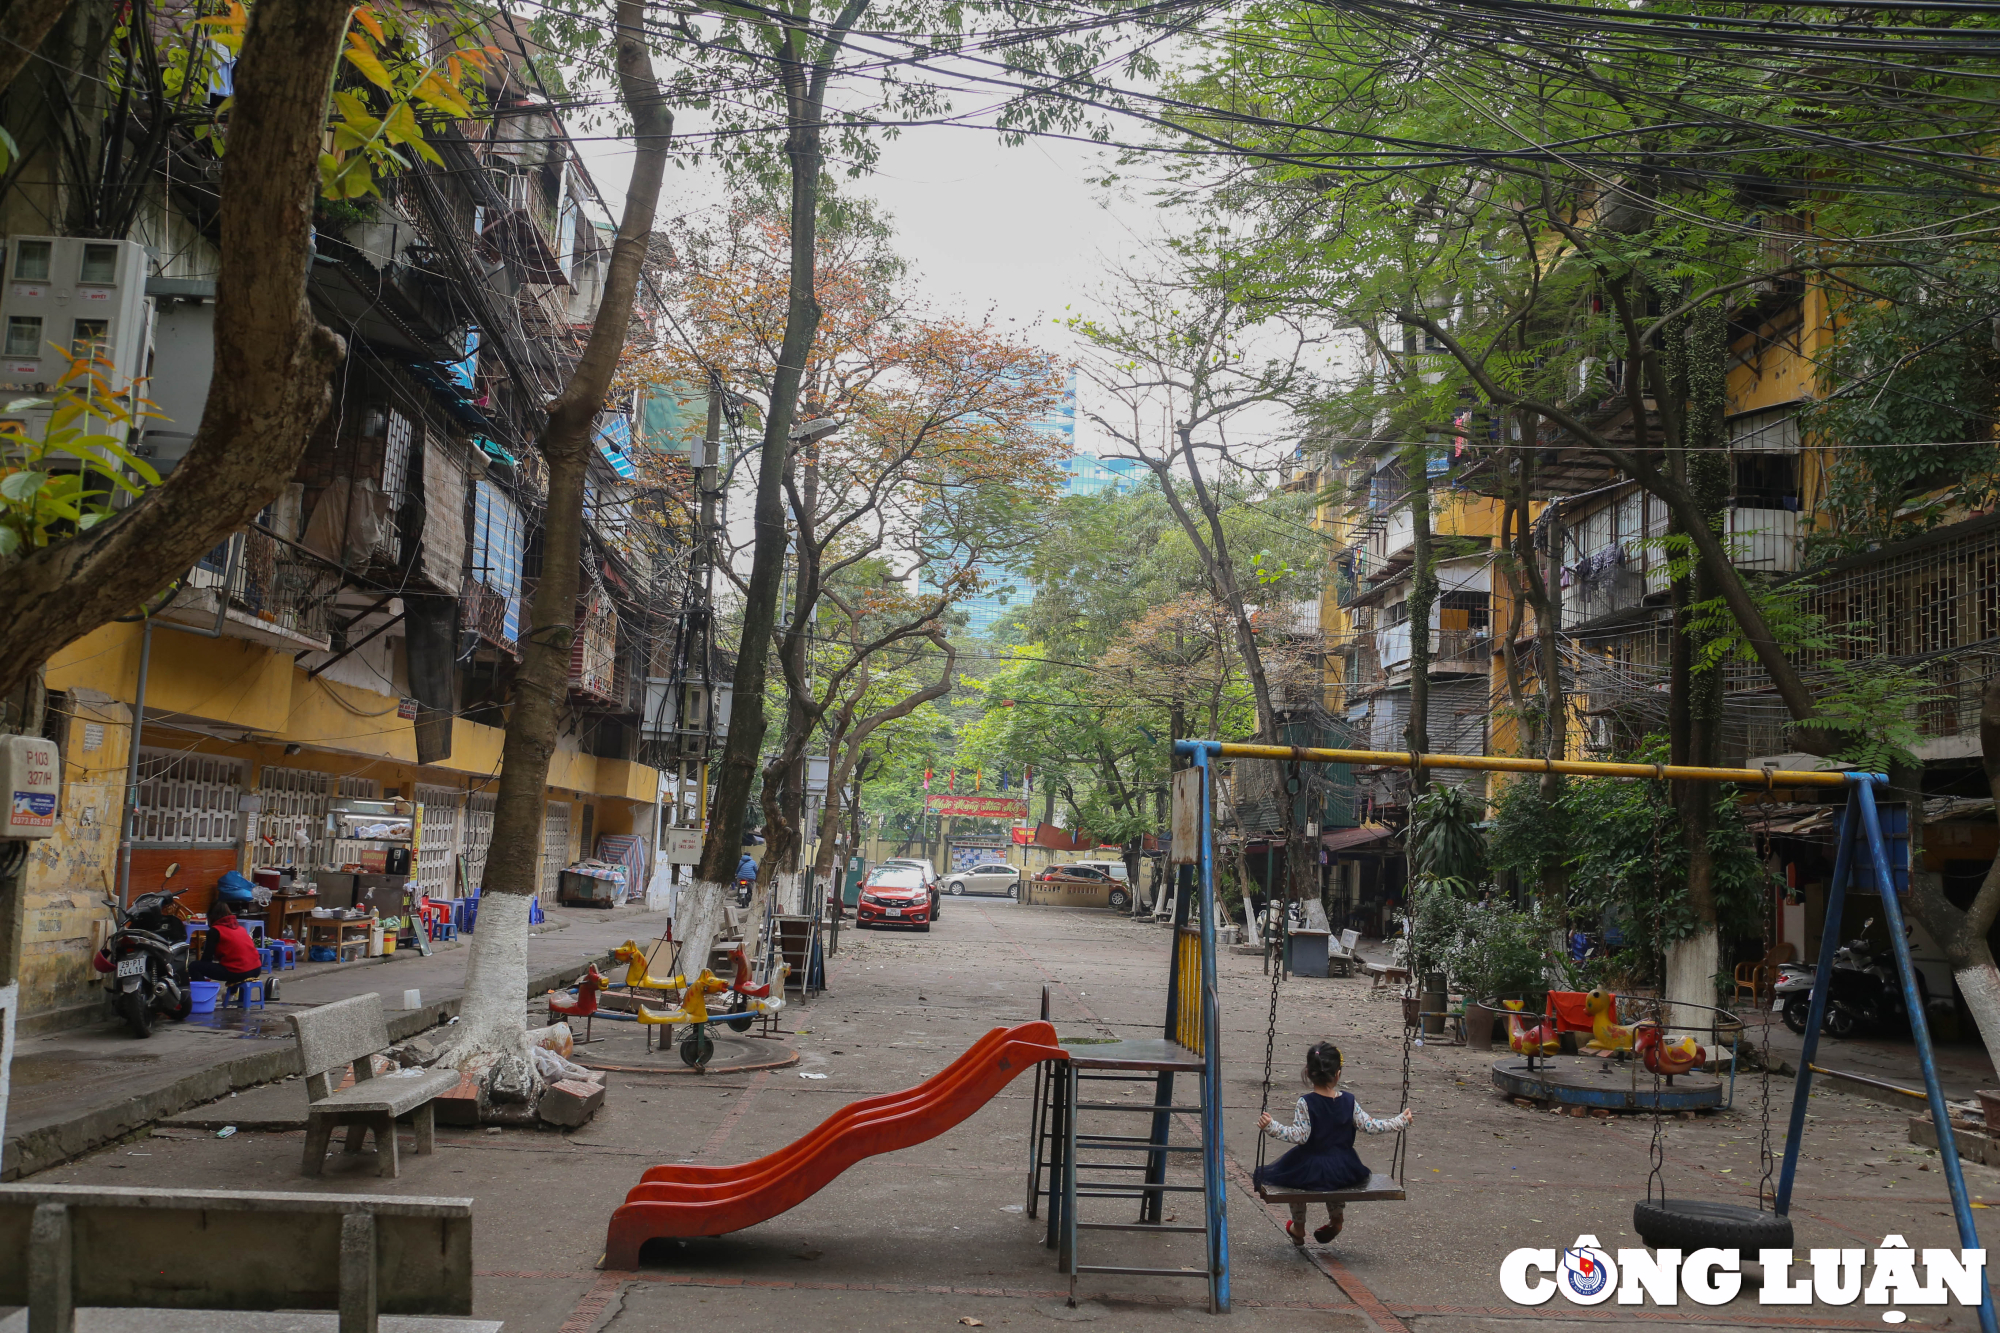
[1445,901,1551,1048]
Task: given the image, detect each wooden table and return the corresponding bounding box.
[305,918,371,962]
[264,893,317,944]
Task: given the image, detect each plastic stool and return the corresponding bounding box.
[430,917,458,942]
[271,940,298,970]
[528,898,544,926]
[231,979,267,1010]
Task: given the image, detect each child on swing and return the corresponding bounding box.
[1256,1041,1414,1245]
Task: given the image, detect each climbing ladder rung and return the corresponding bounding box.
[1077,1222,1207,1233]
[1074,1140,1201,1152]
[1077,1183,1206,1195]
[1075,1264,1212,1278]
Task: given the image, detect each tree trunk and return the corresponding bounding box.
[1405,449,1435,794]
[686,12,861,972]
[0,0,350,702]
[0,0,72,98]
[1908,680,2000,1077]
[810,643,952,885]
[1661,305,1728,1023]
[450,4,669,1066]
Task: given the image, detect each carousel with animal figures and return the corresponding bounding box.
[1487,987,1738,1113]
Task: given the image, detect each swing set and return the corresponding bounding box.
[1178,739,1996,1333]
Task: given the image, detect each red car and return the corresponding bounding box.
[857,865,932,931]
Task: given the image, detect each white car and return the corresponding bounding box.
[946,861,1021,898]
[1070,859,1131,884]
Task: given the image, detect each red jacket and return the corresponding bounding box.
[209,916,262,973]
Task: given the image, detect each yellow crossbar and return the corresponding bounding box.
[1203,743,1855,788]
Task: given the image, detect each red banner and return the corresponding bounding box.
[1010,826,1032,844]
[924,794,1029,818]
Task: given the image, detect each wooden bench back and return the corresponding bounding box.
[289,992,389,1081]
[0,1183,474,1328]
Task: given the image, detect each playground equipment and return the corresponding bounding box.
[1195,741,1994,1333]
[546,964,611,1044]
[634,968,731,1067]
[602,1020,1066,1266]
[1581,988,1636,1054]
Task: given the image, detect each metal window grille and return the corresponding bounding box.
[131,749,243,846]
[414,783,462,899]
[247,765,379,872]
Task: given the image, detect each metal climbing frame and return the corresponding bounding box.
[1181,741,1995,1333]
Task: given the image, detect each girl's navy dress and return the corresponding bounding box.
[1255,1090,1370,1192]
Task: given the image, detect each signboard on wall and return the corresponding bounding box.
[923,794,1029,818]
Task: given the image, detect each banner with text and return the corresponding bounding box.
[925,794,1030,818]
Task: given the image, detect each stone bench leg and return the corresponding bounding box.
[375,1113,399,1178]
[413,1101,435,1156]
[303,1115,335,1177]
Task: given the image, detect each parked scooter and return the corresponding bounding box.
[1774,917,1948,1037]
[96,885,194,1037]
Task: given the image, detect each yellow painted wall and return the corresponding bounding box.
[19,691,133,1032]
[26,620,662,1027]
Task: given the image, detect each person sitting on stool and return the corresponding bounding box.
[191,907,270,1000]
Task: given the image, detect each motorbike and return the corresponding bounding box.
[97,885,194,1037]
[1774,917,1948,1037]
[733,875,755,908]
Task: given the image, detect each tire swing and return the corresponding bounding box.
[1631,787,1792,1260]
[1253,760,1408,1214]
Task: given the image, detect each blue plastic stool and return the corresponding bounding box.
[258,946,275,973]
[429,917,458,942]
[230,979,267,1010]
[271,940,298,970]
[528,898,544,926]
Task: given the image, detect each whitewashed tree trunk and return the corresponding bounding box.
[450,893,534,1064]
[1954,962,2000,1078]
[1664,928,1719,1036]
[675,878,730,983]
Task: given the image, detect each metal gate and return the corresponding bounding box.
[413,783,461,899]
[540,799,571,899]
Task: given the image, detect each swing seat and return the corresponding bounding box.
[1256,1173,1406,1205]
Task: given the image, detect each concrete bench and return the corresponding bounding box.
[0,1182,485,1333]
[1363,962,1410,993]
[290,994,459,1179]
[1327,928,1360,978]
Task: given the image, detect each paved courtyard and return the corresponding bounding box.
[21,898,1999,1331]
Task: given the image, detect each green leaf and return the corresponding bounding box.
[0,470,46,502]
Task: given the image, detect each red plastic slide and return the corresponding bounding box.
[603,1020,1066,1267]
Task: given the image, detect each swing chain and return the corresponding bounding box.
[1753,788,1783,1211]
[1644,790,1669,1206]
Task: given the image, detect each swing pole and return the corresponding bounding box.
[1854,776,1998,1333]
[1194,741,1852,789]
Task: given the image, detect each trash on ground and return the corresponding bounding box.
[215,1126,237,1138]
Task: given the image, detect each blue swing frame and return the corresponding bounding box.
[1775,773,1995,1333]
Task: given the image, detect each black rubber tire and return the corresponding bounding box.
[948,881,964,895]
[1781,997,1812,1035]
[1108,888,1132,911]
[680,1031,714,1068]
[918,921,931,933]
[1632,1199,1792,1260]
[118,990,154,1038]
[1008,885,1018,899]
[1824,1003,1859,1038]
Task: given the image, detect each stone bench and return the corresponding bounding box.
[0,1182,486,1333]
[290,994,459,1179]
